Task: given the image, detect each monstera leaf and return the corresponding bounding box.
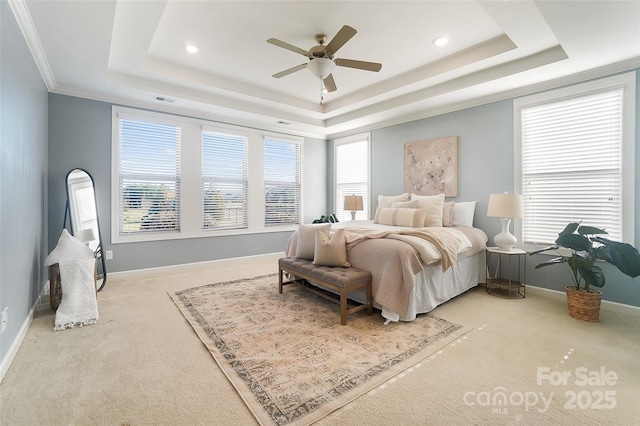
[531,222,640,292]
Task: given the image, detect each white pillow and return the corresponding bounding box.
[54,258,99,331]
[44,229,95,267]
[378,193,409,209]
[374,207,427,228]
[410,193,445,227]
[313,228,350,267]
[452,201,477,227]
[295,223,331,259]
[391,199,419,209]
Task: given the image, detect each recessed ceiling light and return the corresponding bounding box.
[185,44,199,54]
[433,36,449,47]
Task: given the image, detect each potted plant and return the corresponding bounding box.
[530,222,640,321]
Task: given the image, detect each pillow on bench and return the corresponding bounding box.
[313,228,350,267]
[296,223,331,259]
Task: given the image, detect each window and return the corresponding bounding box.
[264,137,301,226]
[113,107,304,242]
[335,134,370,221]
[116,116,181,235]
[202,130,248,230]
[515,72,635,246]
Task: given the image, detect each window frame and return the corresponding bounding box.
[111,106,303,244]
[334,133,371,221]
[514,72,636,250]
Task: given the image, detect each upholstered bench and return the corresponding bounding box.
[278,257,373,325]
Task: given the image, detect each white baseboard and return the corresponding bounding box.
[0,284,47,383]
[109,251,285,278]
[526,285,640,318]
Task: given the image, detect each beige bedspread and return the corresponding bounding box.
[284,223,487,317]
[343,227,462,271]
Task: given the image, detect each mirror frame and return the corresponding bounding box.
[64,168,107,291]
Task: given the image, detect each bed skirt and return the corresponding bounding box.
[343,251,486,322]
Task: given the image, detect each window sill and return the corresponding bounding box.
[111,225,298,244]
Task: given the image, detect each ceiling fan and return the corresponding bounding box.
[267,25,382,96]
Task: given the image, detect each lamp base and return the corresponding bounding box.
[494,218,517,250]
[350,211,356,221]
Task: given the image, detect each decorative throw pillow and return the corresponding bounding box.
[44,229,95,267]
[295,223,331,259]
[452,201,477,227]
[313,228,350,267]
[377,193,409,209]
[410,193,445,227]
[442,201,455,227]
[54,258,99,331]
[374,207,428,227]
[391,199,419,209]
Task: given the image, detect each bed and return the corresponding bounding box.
[284,194,488,322]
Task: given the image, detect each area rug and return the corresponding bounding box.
[170,274,470,426]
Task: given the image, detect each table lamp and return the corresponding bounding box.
[487,192,523,250]
[344,194,363,221]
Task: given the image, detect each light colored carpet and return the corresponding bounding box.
[170,274,469,426]
[1,253,639,425]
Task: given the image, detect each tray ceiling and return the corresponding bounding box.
[11,0,640,138]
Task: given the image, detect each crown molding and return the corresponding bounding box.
[7,0,55,90]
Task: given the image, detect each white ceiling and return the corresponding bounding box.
[11,0,640,139]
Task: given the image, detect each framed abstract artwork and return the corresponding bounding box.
[404,136,458,197]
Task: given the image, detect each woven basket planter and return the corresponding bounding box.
[565,286,602,322]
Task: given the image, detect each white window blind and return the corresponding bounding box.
[335,138,369,221]
[118,118,181,234]
[202,131,248,230]
[520,89,623,244]
[264,138,300,226]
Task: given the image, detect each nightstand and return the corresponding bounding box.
[485,247,526,298]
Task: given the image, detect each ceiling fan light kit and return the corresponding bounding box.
[267,25,382,103]
[307,58,335,79]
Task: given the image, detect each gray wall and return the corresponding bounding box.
[47,94,327,272]
[329,73,640,307]
[0,2,49,367]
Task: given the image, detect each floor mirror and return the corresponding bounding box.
[64,168,107,291]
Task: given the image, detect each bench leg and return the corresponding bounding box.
[279,268,283,294]
[367,283,373,315]
[340,289,348,325]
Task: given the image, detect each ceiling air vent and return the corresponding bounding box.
[154,96,175,103]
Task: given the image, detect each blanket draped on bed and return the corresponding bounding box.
[343,227,461,271]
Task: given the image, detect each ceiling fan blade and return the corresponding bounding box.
[272,63,308,78]
[325,25,357,56]
[267,38,310,57]
[335,58,382,72]
[323,74,337,92]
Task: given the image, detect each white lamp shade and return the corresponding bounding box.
[344,195,363,211]
[487,192,522,250]
[307,58,335,79]
[487,193,523,218]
